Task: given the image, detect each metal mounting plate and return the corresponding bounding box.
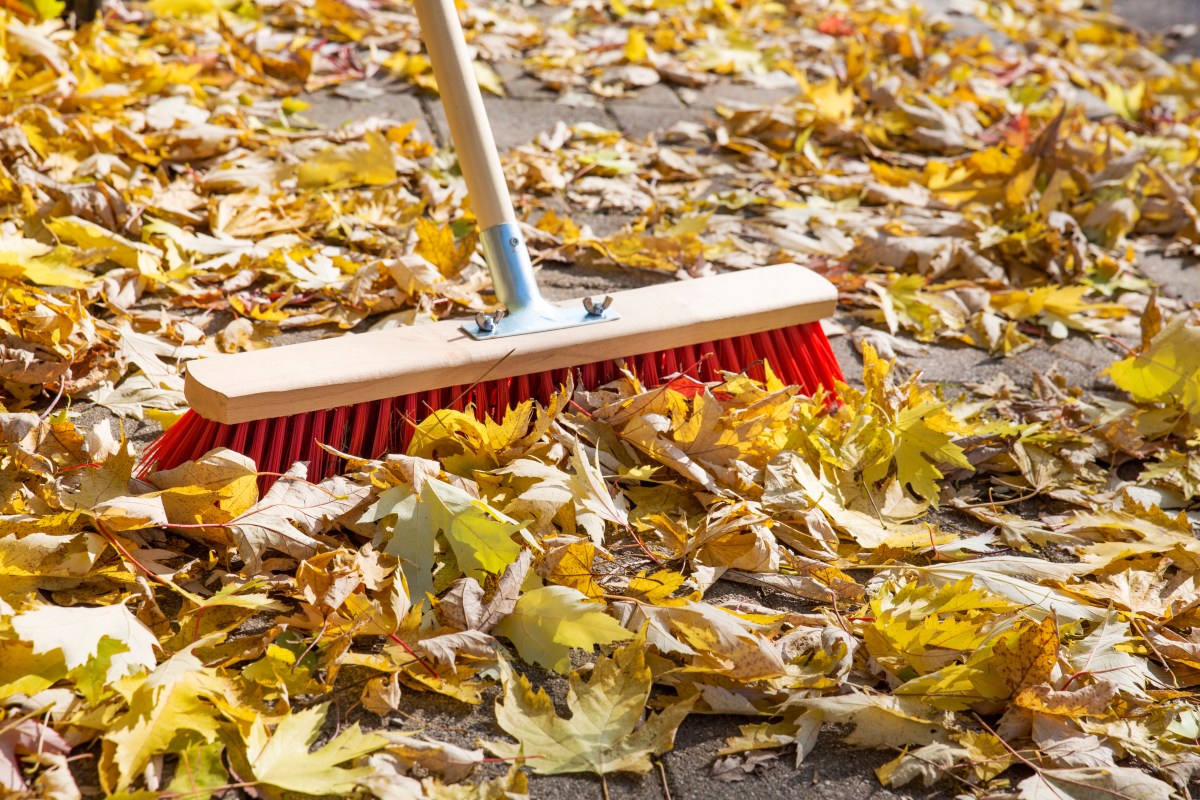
[461,303,620,340]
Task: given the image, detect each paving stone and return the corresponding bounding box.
[537,261,673,302]
[424,96,617,151]
[493,59,557,100]
[607,84,711,138]
[1136,249,1200,305]
[908,0,1015,48]
[684,78,800,108]
[567,211,640,238]
[830,318,1124,392]
[909,336,1121,391]
[1111,0,1200,59]
[609,83,685,110]
[609,103,705,138]
[298,87,433,141]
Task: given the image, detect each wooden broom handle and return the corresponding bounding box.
[413,0,515,230]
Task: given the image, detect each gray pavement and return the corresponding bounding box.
[1112,0,1200,57]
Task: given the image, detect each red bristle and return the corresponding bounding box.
[246,418,269,468]
[697,342,717,381]
[284,411,311,472]
[756,330,787,384]
[640,351,661,385]
[495,374,509,412]
[370,399,393,460]
[229,422,249,453]
[138,322,843,487]
[308,409,330,479]
[264,416,286,476]
[346,401,371,456]
[538,370,555,404]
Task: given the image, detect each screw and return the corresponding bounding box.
[583,296,614,317]
[509,237,519,247]
[474,308,507,332]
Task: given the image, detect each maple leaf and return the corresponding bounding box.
[493,585,633,672]
[1017,766,1174,800]
[413,217,478,279]
[798,694,947,748]
[11,603,158,682]
[991,617,1059,696]
[296,131,398,191]
[486,636,695,775]
[148,447,259,525]
[633,601,787,680]
[240,703,386,794]
[855,343,972,504]
[436,550,532,633]
[1065,610,1150,699]
[919,559,1105,623]
[369,477,524,601]
[420,478,524,580]
[1107,315,1200,427]
[99,649,224,792]
[224,463,368,571]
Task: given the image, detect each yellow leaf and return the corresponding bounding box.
[493,585,632,672]
[486,636,693,774]
[414,217,477,279]
[626,569,688,604]
[243,704,386,794]
[810,79,855,122]
[45,216,162,278]
[148,448,260,525]
[0,236,95,289]
[544,540,607,598]
[473,62,505,97]
[626,29,649,63]
[992,616,1059,695]
[296,131,397,190]
[1107,315,1200,426]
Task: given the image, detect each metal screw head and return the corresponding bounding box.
[474,308,508,332]
[583,295,614,317]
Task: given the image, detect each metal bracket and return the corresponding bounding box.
[461,222,620,340]
[462,302,620,339]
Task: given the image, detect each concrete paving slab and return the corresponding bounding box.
[1111,0,1200,59]
[826,314,1122,391]
[904,336,1120,391]
[609,83,684,110]
[909,0,1015,48]
[424,96,618,151]
[537,261,674,303]
[493,59,558,100]
[686,79,799,108]
[1136,249,1200,306]
[299,88,432,141]
[608,85,711,138]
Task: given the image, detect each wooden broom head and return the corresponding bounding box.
[184,263,838,426]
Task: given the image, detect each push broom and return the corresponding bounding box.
[139,0,844,483]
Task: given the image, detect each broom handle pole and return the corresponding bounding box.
[413,0,515,230]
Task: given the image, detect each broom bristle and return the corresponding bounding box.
[138,322,842,486]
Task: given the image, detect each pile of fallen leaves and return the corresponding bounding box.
[4,0,1200,797]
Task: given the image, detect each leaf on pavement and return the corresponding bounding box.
[486,636,695,775]
[493,585,633,673]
